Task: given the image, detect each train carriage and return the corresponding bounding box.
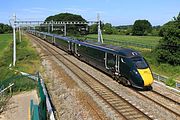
[45,33,54,43]
[54,35,71,52]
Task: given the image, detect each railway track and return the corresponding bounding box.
[28,34,154,120]
[135,89,180,118]
[151,90,180,105]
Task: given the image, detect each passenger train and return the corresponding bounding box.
[28,30,154,89]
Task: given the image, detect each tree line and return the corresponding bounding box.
[0,23,12,34]
[89,20,159,36]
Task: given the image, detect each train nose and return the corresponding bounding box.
[137,68,154,86]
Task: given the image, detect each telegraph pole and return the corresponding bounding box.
[13,14,16,66]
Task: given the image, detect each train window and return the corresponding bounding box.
[107,53,116,67]
[132,57,148,69]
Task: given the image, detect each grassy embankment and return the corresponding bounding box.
[84,34,180,81]
[0,33,41,93]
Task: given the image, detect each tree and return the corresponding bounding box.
[0,23,12,34]
[89,24,97,34]
[115,25,133,35]
[103,23,113,34]
[132,20,152,36]
[173,12,180,21]
[44,13,87,36]
[155,13,180,65]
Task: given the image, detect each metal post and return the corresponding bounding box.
[48,23,50,33]
[97,13,103,43]
[9,83,12,95]
[51,20,54,32]
[64,24,66,36]
[19,26,21,42]
[13,14,16,66]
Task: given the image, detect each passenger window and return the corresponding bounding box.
[107,53,116,67]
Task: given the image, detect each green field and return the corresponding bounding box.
[86,34,161,47]
[0,34,12,57]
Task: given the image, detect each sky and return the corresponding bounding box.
[0,0,179,26]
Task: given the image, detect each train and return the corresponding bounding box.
[28,30,154,90]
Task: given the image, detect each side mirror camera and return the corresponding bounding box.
[121,58,125,63]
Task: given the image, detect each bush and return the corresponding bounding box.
[165,78,176,87]
[155,13,180,65]
[0,23,12,34]
[132,20,152,36]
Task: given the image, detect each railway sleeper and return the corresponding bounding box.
[119,108,135,112]
[116,106,131,110]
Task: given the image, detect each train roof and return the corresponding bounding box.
[32,30,141,58]
[73,39,141,58]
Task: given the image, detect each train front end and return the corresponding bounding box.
[130,57,154,89]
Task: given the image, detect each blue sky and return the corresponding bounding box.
[0,0,179,26]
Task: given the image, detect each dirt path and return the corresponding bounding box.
[0,90,39,120]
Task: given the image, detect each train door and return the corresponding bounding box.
[115,55,120,73]
[120,57,129,77]
[74,43,80,57]
[43,34,46,39]
[105,53,116,70]
[52,36,54,43]
[71,42,74,53]
[68,41,71,51]
[53,36,56,44]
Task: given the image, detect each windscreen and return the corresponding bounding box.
[132,57,148,69]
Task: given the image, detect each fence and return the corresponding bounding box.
[0,83,14,113]
[0,71,55,120]
[0,75,23,113]
[30,100,40,120]
[28,72,55,120]
[30,74,47,120]
[153,72,180,89]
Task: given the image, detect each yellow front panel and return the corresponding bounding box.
[138,68,154,86]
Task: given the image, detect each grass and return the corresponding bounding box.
[0,34,12,57]
[86,34,161,47]
[0,33,41,93]
[165,78,176,87]
[81,34,180,81]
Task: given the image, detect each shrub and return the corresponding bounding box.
[155,13,180,65]
[165,78,176,87]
